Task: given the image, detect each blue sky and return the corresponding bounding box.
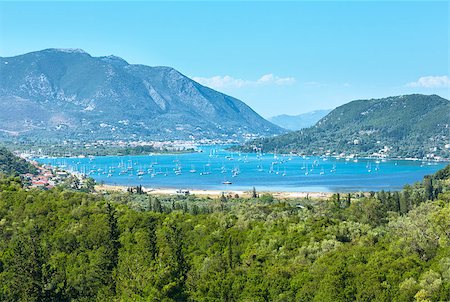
[0,1,448,117]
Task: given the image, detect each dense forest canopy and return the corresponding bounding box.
[0,159,449,301]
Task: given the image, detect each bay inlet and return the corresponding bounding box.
[34,146,448,193]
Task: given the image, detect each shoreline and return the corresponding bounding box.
[95,184,333,199]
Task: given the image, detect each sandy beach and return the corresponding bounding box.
[94,184,333,199]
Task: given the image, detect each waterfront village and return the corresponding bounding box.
[22,161,70,190]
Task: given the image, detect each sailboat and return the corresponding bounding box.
[257,164,264,172]
[330,164,336,173]
[127,160,133,171]
[137,166,145,176]
[375,162,380,171]
[200,164,211,175]
[231,165,240,176]
[174,163,182,175]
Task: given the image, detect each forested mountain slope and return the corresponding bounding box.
[240,94,450,159]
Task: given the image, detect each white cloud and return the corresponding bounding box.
[406,75,450,88]
[192,73,295,89]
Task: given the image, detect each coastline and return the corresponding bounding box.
[95,184,333,199]
[25,149,447,196]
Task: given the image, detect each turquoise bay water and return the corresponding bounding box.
[34,146,447,192]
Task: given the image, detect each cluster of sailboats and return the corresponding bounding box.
[38,148,399,187]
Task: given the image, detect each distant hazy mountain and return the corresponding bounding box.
[269,109,332,130]
[238,94,450,159]
[0,49,283,141]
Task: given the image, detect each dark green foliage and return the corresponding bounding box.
[105,203,120,289]
[8,226,46,302]
[252,186,258,198]
[0,175,23,191]
[146,215,158,261]
[433,164,450,180]
[0,147,36,175]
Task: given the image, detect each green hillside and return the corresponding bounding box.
[0,147,36,175]
[239,94,450,159]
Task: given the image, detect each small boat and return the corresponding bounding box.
[200,165,212,175]
[330,164,336,173]
[222,181,232,185]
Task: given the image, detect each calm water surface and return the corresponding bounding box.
[34,146,447,192]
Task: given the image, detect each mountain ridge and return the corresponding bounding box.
[238,94,450,159]
[0,48,284,141]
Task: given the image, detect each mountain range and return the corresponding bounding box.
[0,49,284,141]
[269,109,332,130]
[238,94,450,159]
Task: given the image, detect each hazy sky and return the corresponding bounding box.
[0,1,449,117]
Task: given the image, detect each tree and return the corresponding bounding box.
[400,185,411,214]
[82,177,96,193]
[105,203,120,294]
[160,217,189,300]
[228,236,233,270]
[252,187,258,198]
[9,225,46,302]
[153,197,162,213]
[260,193,274,203]
[147,215,158,261]
[342,193,351,208]
[424,177,434,201]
